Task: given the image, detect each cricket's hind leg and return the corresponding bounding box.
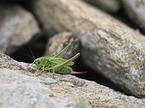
[53,43,71,58]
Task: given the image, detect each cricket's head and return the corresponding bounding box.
[33,57,47,67]
[33,58,41,67]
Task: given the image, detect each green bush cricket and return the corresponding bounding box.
[33,43,85,79]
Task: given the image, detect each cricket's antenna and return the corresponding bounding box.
[18,52,34,61]
[20,35,35,61]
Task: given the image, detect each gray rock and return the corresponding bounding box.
[0,3,40,55]
[0,69,62,108]
[30,0,145,98]
[121,0,145,33]
[44,32,80,59]
[0,51,145,108]
[84,0,121,12]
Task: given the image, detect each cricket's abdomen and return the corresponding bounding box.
[59,66,72,74]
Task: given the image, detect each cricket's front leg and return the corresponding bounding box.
[36,66,45,76]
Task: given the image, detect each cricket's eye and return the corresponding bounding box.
[37,61,40,64]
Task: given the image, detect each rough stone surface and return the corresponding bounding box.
[44,32,80,59]
[84,0,121,12]
[0,51,145,108]
[30,0,145,98]
[0,3,40,54]
[121,0,145,33]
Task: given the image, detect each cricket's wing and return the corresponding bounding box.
[46,53,80,72]
[49,57,74,66]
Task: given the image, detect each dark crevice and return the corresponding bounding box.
[11,35,48,63]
